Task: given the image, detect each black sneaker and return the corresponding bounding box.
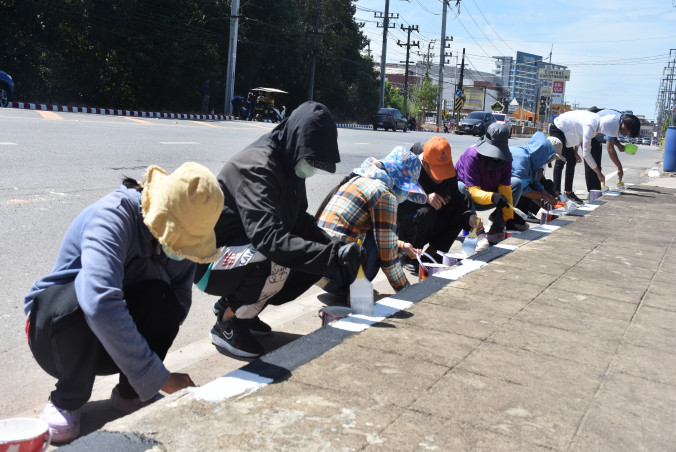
[245,316,272,336]
[566,192,583,203]
[210,318,263,358]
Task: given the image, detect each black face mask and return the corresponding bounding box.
[480,155,505,171]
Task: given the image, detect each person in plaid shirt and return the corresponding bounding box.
[316,146,427,293]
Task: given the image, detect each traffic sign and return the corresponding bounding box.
[454,98,464,112]
[455,89,463,97]
[441,109,447,117]
[491,101,504,112]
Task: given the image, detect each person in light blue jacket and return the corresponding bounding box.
[511,132,564,214]
[24,162,223,443]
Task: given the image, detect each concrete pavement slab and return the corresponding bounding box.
[488,319,619,369]
[367,412,554,451]
[610,342,675,384]
[632,305,676,332]
[514,300,630,343]
[410,369,591,451]
[569,372,676,451]
[57,184,676,451]
[534,287,639,321]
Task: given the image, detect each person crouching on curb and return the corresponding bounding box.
[397,136,481,273]
[194,101,365,359]
[511,132,565,216]
[455,123,528,248]
[24,162,224,443]
[313,146,428,294]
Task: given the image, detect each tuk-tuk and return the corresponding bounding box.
[250,87,288,122]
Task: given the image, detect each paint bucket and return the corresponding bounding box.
[0,418,51,452]
[589,190,603,202]
[540,212,559,224]
[436,251,459,266]
[419,263,449,281]
[318,306,352,327]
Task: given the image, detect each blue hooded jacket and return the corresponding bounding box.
[510,132,555,194]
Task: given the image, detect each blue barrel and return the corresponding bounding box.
[665,126,676,172]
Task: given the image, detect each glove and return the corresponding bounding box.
[491,192,510,210]
[336,242,366,286]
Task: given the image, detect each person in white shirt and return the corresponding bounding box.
[548,109,640,202]
[585,107,641,192]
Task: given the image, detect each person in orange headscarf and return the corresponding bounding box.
[397,136,481,272]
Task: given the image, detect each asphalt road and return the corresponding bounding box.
[0,108,662,423]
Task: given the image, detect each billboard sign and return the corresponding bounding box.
[464,86,484,110]
[552,80,565,104]
[538,68,570,81]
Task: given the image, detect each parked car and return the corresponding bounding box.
[491,113,513,137]
[642,137,651,145]
[0,69,14,108]
[372,107,407,132]
[456,111,496,136]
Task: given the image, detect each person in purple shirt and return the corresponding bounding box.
[455,123,528,245]
[24,162,223,443]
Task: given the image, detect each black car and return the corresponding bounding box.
[372,108,407,132]
[456,111,496,136]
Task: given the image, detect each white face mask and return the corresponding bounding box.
[294,158,318,178]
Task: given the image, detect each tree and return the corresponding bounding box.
[408,75,440,122]
[384,81,403,112]
[0,0,379,119]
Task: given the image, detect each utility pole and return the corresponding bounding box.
[422,40,435,77]
[307,0,322,101]
[224,0,240,115]
[375,1,397,108]
[436,0,449,129]
[397,25,419,118]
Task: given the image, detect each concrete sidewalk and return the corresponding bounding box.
[62,182,676,451]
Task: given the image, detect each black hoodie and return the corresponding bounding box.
[214,101,343,274]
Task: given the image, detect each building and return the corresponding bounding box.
[494,51,568,122]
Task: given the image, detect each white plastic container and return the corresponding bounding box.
[349,267,373,315]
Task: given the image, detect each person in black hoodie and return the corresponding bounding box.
[398,136,480,271]
[195,102,364,358]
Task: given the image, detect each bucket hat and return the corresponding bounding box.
[141,162,224,263]
[379,146,427,204]
[476,123,512,161]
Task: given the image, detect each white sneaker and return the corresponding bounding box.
[40,401,81,443]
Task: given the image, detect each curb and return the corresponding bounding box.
[7,101,237,121]
[184,199,605,404]
[6,101,448,131]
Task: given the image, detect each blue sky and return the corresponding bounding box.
[355,0,676,119]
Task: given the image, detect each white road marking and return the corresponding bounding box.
[159,141,199,145]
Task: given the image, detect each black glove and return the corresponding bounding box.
[336,242,366,286]
[491,192,510,210]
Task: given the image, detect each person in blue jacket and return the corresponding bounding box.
[511,132,564,213]
[24,162,223,443]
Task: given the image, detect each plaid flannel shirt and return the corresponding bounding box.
[318,176,409,292]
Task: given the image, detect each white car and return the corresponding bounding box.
[492,113,512,137]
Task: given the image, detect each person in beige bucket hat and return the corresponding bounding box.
[23,162,223,443]
[142,162,223,263]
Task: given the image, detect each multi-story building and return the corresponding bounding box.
[494,51,567,121]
